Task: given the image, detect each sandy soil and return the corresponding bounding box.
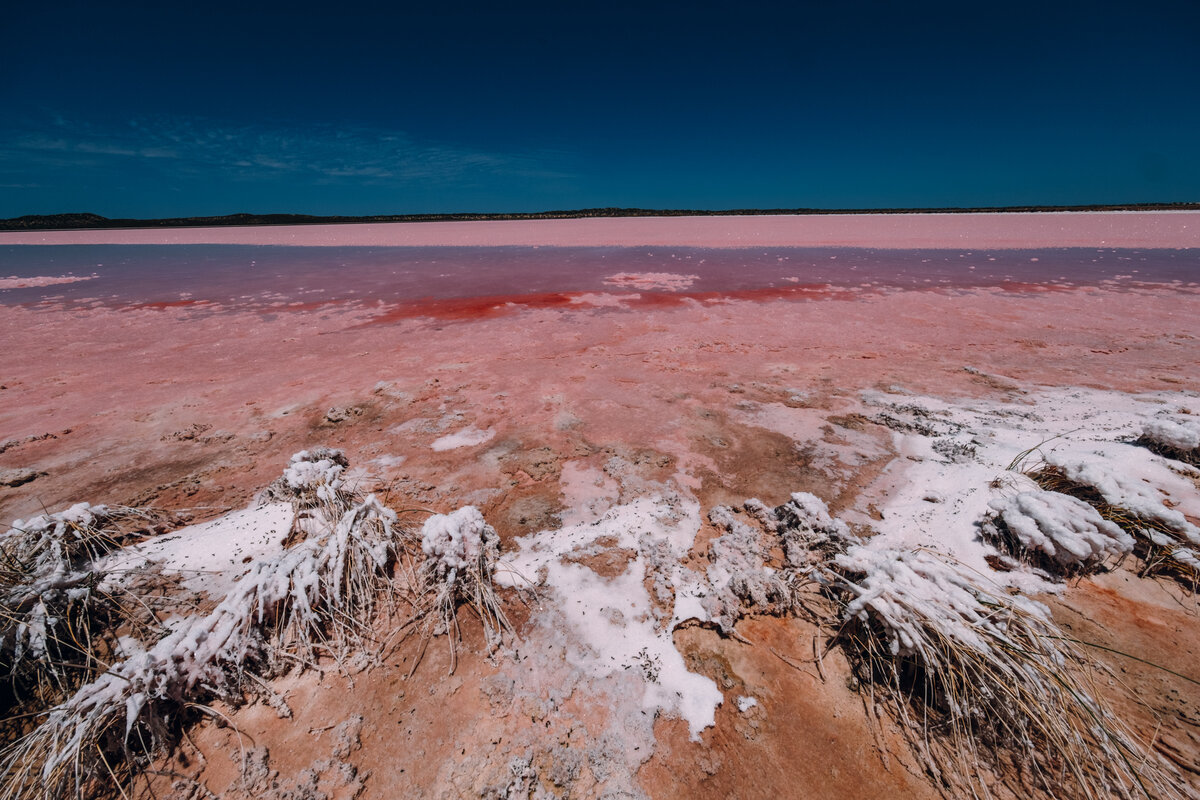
[1,214,1198,799]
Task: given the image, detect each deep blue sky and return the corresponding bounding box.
[2,0,1197,217]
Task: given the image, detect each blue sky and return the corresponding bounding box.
[2,0,1197,217]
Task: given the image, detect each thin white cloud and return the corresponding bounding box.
[1,113,574,186]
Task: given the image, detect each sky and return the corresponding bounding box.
[2,0,1198,217]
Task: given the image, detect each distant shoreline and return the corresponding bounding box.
[3,209,1198,249]
[2,203,1198,233]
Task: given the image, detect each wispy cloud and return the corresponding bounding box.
[0,113,574,187]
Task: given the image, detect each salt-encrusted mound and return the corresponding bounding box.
[986,490,1134,569]
[1139,414,1200,465]
[700,493,855,634]
[770,491,854,567]
[702,506,792,634]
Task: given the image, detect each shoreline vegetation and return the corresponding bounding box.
[3,202,1199,232]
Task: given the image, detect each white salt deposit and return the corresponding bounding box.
[430,426,495,451]
[369,454,407,468]
[736,695,758,713]
[850,387,1200,587]
[99,503,294,596]
[1142,414,1200,453]
[496,493,723,740]
[0,274,96,289]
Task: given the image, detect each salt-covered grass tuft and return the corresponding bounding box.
[1136,414,1200,467]
[262,447,352,509]
[983,489,1134,575]
[0,451,410,800]
[412,506,510,672]
[1029,464,1200,587]
[0,504,177,719]
[753,491,1179,798]
[820,544,1177,799]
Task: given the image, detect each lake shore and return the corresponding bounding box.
[3,209,1199,248]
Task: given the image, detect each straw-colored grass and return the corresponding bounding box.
[816,545,1180,800]
[400,506,511,674]
[1027,466,1199,588]
[0,505,179,726]
[0,451,412,800]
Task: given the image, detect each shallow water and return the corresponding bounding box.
[2,245,1197,313]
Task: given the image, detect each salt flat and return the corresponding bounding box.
[1,213,1197,799]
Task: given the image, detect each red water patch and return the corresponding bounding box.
[995,281,1081,294]
[351,291,582,325]
[350,284,852,326]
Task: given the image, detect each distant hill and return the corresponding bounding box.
[2,203,1198,232]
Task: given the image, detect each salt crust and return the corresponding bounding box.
[496,492,723,740]
[98,503,294,596]
[430,426,495,451]
[856,387,1200,587]
[699,492,850,634]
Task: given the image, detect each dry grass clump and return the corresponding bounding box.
[756,493,1179,799]
[1135,414,1200,467]
[406,506,510,673]
[1027,466,1199,587]
[980,490,1134,579]
[817,544,1179,799]
[0,504,178,724]
[0,450,412,800]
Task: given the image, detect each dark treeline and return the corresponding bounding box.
[2,203,1198,231]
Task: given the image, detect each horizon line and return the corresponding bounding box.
[4,202,1200,232]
